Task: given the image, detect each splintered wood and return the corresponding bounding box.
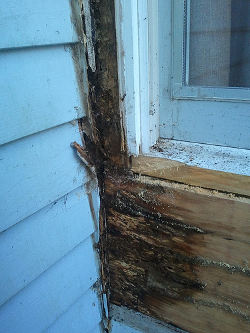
[105,171,250,333]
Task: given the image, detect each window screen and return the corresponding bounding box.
[187,0,250,88]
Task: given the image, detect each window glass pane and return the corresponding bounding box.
[187,0,250,88]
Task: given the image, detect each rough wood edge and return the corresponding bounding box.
[131,155,250,196]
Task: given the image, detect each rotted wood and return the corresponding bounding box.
[85,0,127,168]
[131,155,250,196]
[105,172,250,333]
[83,1,128,326]
[84,1,250,332]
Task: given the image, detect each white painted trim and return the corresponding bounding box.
[137,0,149,154]
[173,84,250,103]
[115,0,160,155]
[115,0,250,177]
[110,304,187,333]
[82,0,96,72]
[184,0,191,85]
[142,0,160,153]
[115,0,141,155]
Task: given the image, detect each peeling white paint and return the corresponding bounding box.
[82,0,96,71]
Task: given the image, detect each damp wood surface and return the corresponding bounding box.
[84,0,128,321]
[105,172,250,333]
[131,155,250,196]
[85,1,250,332]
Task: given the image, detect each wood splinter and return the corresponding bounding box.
[71,141,96,175]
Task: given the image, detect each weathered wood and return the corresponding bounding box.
[84,1,129,323]
[86,0,127,166]
[105,173,250,333]
[131,155,250,196]
[145,293,250,333]
[106,174,250,243]
[85,1,250,332]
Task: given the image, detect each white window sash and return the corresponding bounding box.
[115,0,159,155]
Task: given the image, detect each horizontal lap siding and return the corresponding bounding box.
[0,123,88,231]
[0,238,98,333]
[0,1,101,332]
[0,186,94,307]
[0,0,78,50]
[0,45,85,145]
[46,288,102,333]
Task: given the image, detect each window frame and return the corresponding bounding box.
[115,0,250,176]
[115,0,159,155]
[172,0,250,103]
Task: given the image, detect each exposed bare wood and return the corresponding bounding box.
[105,172,250,333]
[131,155,250,196]
[106,174,250,243]
[84,2,129,324]
[86,2,250,332]
[145,294,250,333]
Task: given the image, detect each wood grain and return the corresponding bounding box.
[106,172,250,333]
[131,155,250,196]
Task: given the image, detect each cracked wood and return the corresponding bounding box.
[105,172,250,333]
